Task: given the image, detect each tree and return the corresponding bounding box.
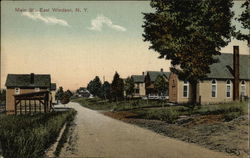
[235,0,249,44]
[111,72,124,102]
[65,90,73,98]
[124,77,134,98]
[142,0,234,104]
[154,75,168,96]
[60,92,70,105]
[55,87,64,101]
[100,81,111,100]
[87,76,102,97]
[0,89,6,104]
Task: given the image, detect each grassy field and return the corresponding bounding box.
[74,97,249,156]
[0,109,76,158]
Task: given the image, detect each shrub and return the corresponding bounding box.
[224,112,241,121]
[145,108,179,123]
[0,109,76,158]
[194,102,247,116]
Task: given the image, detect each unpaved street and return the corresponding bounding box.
[60,102,238,158]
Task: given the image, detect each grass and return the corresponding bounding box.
[74,97,248,123]
[72,97,166,111]
[0,109,76,158]
[133,101,248,122]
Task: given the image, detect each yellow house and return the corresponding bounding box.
[169,52,250,104]
[5,73,53,114]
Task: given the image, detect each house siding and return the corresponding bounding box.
[139,83,146,96]
[169,76,250,104]
[177,80,192,103]
[51,90,56,104]
[198,80,233,104]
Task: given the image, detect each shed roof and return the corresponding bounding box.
[5,74,51,88]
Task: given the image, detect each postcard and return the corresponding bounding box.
[0,1,249,158]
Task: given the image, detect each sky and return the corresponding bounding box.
[1,1,249,90]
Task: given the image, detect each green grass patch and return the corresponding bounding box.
[0,109,76,158]
[72,97,165,111]
[133,101,248,123]
[74,97,247,123]
[193,101,248,116]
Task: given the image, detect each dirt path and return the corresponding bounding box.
[60,102,238,158]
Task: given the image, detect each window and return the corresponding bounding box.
[15,88,20,94]
[241,80,246,97]
[134,89,139,94]
[211,79,217,98]
[226,80,232,98]
[35,88,40,92]
[183,81,189,98]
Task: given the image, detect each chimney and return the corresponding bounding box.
[30,73,35,84]
[142,72,145,76]
[233,46,239,100]
[160,68,163,72]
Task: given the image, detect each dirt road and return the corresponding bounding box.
[60,102,238,158]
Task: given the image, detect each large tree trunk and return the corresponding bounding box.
[190,80,198,106]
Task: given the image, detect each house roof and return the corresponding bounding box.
[131,75,145,83]
[146,71,170,82]
[51,83,57,90]
[206,53,250,80]
[5,74,51,88]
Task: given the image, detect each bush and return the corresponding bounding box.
[0,109,76,158]
[224,112,241,121]
[145,108,179,123]
[194,102,247,115]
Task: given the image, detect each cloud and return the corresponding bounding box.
[22,12,69,27]
[88,15,126,32]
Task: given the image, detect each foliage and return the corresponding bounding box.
[193,101,246,116]
[142,0,234,103]
[0,89,6,104]
[124,77,135,97]
[111,72,124,101]
[87,76,102,97]
[72,98,163,111]
[154,75,168,96]
[235,0,250,44]
[99,81,111,100]
[0,110,76,158]
[224,112,241,122]
[145,108,179,123]
[55,87,64,101]
[60,92,70,105]
[65,90,73,97]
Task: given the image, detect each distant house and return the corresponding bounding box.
[51,83,57,104]
[169,50,250,104]
[76,87,91,98]
[5,73,53,114]
[131,73,146,97]
[145,69,170,98]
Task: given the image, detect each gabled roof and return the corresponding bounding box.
[131,75,145,83]
[206,53,250,80]
[5,74,51,88]
[51,83,57,90]
[146,71,170,82]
